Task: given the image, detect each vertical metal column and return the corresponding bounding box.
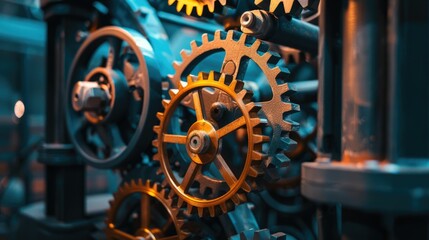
[341,0,388,163]
[387,0,429,165]
[40,1,92,221]
[317,0,343,161]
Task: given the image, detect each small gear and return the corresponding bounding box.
[254,0,319,16]
[168,0,232,17]
[170,30,299,175]
[153,71,269,217]
[105,179,188,239]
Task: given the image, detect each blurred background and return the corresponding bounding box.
[0,1,117,237]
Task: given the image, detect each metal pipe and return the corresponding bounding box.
[241,10,319,54]
[290,80,318,103]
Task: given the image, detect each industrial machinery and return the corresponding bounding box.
[0,0,426,239]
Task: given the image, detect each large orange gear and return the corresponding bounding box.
[153,71,269,217]
[168,0,231,16]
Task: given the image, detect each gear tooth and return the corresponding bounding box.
[279,136,296,151]
[241,182,252,192]
[252,150,266,161]
[168,189,175,198]
[262,52,280,66]
[169,89,179,98]
[282,119,300,131]
[177,197,184,207]
[231,194,241,205]
[253,134,270,144]
[179,80,187,89]
[130,179,137,187]
[168,0,175,5]
[162,99,170,108]
[230,79,244,92]
[180,49,190,60]
[208,206,216,217]
[197,207,204,217]
[273,153,290,167]
[220,202,228,213]
[190,40,200,50]
[249,165,264,177]
[226,30,236,40]
[202,33,209,44]
[245,102,262,113]
[173,61,181,71]
[153,125,160,134]
[209,71,217,81]
[214,30,222,40]
[278,83,295,96]
[238,89,252,102]
[186,205,193,215]
[162,178,169,188]
[156,112,164,121]
[187,75,195,84]
[197,5,204,16]
[250,118,261,127]
[254,0,264,6]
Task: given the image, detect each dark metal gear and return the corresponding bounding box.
[153,71,269,217]
[105,179,188,240]
[169,30,299,177]
[254,0,320,16]
[66,26,162,169]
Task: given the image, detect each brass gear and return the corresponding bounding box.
[168,0,231,17]
[153,71,268,217]
[105,179,188,240]
[170,30,299,175]
[254,0,319,16]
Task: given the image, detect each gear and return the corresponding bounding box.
[168,0,232,17]
[254,0,319,16]
[169,30,299,176]
[105,179,188,240]
[66,26,162,169]
[153,71,268,217]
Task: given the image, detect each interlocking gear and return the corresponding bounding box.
[254,0,319,16]
[105,179,188,240]
[169,30,299,176]
[153,71,268,217]
[168,0,232,16]
[66,26,163,169]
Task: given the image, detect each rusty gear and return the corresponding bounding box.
[254,0,319,16]
[153,71,269,217]
[170,30,299,176]
[168,0,232,17]
[105,179,188,239]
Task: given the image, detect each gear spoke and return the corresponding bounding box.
[216,116,246,139]
[163,134,187,144]
[214,154,238,187]
[180,162,201,193]
[192,89,205,120]
[106,37,123,70]
[140,193,150,229]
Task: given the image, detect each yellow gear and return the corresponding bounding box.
[168,0,228,16]
[153,71,269,217]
